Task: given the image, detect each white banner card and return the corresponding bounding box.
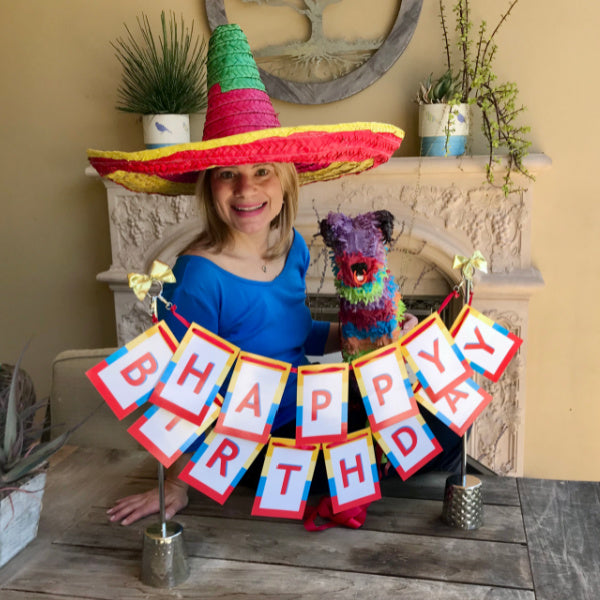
[128,395,222,467]
[149,323,239,425]
[214,352,291,443]
[179,430,264,504]
[323,429,381,513]
[352,344,419,431]
[251,438,320,519]
[296,364,348,444]
[371,414,442,480]
[401,313,473,404]
[86,321,178,419]
[450,305,523,382]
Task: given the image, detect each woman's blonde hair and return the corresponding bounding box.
[187,162,299,259]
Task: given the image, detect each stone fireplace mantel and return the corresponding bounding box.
[86,153,551,476]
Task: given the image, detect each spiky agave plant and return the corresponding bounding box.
[0,344,69,486]
[112,10,208,115]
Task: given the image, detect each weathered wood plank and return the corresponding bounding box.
[518,478,600,600]
[0,446,152,586]
[4,545,535,600]
[113,477,526,543]
[381,473,521,506]
[59,507,533,590]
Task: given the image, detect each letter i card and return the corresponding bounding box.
[251,438,319,519]
[86,321,178,419]
[127,396,223,467]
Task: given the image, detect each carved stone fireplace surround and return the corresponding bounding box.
[87,154,551,476]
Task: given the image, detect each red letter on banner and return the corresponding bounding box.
[311,390,332,420]
[177,354,214,394]
[277,463,303,495]
[235,382,261,417]
[206,438,240,477]
[120,352,159,386]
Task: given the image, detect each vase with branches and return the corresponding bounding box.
[417,0,533,195]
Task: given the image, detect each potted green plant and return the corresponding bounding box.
[416,0,533,194]
[112,10,208,148]
[0,345,70,567]
[416,69,470,157]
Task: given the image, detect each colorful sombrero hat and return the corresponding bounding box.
[88,24,404,196]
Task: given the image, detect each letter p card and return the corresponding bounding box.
[86,322,178,419]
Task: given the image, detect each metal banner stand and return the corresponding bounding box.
[141,462,190,587]
[134,279,189,587]
[440,258,485,530]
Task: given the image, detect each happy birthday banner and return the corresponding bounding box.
[86,303,521,519]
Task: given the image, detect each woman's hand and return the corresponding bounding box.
[400,312,419,335]
[107,479,189,526]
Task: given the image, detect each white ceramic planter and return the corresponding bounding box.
[143,114,190,149]
[0,470,47,567]
[419,103,470,156]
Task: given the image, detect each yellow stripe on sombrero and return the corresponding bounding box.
[87,122,404,162]
[105,159,377,195]
[106,172,197,196]
[296,160,375,185]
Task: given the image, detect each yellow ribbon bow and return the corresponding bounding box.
[453,251,488,281]
[128,260,176,301]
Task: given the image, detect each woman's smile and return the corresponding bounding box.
[211,163,284,235]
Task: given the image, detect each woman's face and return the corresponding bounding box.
[210,163,284,237]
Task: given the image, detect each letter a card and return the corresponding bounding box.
[215,352,291,443]
[352,344,418,432]
[86,321,178,419]
[296,364,348,444]
[372,414,442,480]
[401,312,473,404]
[450,305,522,382]
[179,431,264,504]
[149,324,239,425]
[414,379,492,437]
[251,438,320,519]
[127,395,223,467]
[323,429,381,513]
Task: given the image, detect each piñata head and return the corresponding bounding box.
[319,210,406,362]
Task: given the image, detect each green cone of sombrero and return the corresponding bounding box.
[87,23,405,196]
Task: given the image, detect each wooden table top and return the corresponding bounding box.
[1,446,598,599]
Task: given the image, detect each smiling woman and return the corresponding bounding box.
[96,23,404,527]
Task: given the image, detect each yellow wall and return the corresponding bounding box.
[1,1,598,480]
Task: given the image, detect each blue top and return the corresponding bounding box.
[158,230,331,429]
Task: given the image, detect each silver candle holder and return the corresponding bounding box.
[141,463,190,588]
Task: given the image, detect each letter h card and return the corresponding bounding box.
[149,324,239,425]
